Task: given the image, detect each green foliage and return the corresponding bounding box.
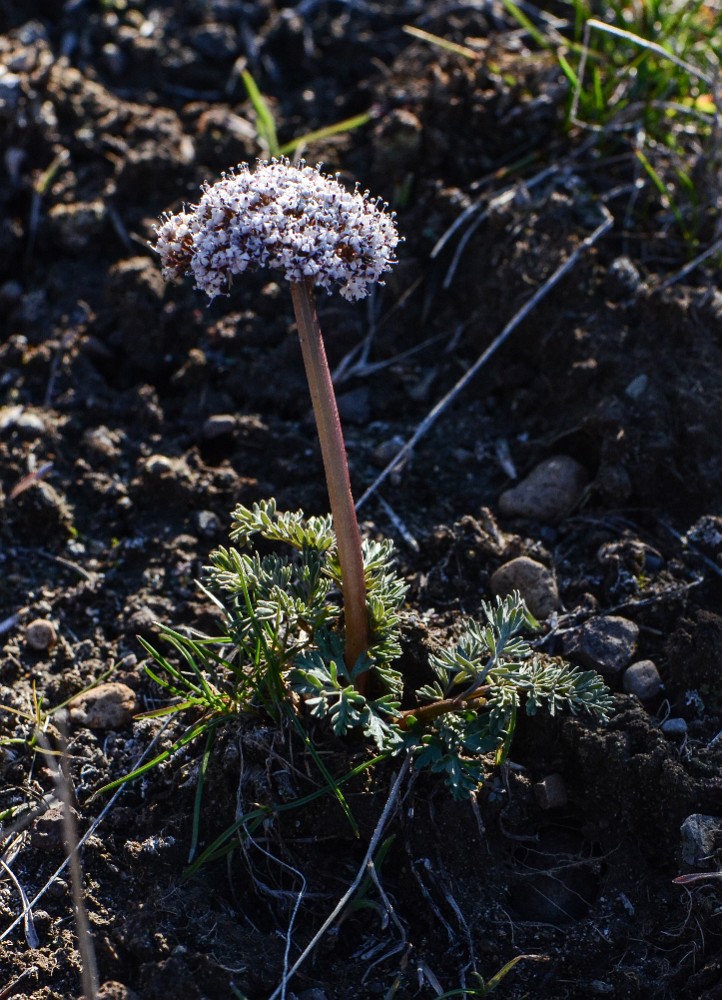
[132,501,612,809]
[500,0,722,243]
[241,69,372,159]
[404,596,613,799]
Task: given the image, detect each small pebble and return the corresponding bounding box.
[144,454,172,476]
[30,804,79,851]
[490,556,559,619]
[534,773,568,810]
[625,374,649,400]
[680,813,722,867]
[661,717,687,738]
[138,454,194,507]
[68,682,138,730]
[11,411,46,436]
[622,660,663,700]
[372,108,423,174]
[193,509,222,538]
[498,455,588,523]
[26,618,57,651]
[565,615,639,675]
[97,982,140,1000]
[201,414,237,440]
[337,387,370,425]
[372,435,406,467]
[605,256,642,300]
[83,425,123,460]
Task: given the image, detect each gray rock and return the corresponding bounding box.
[622,660,663,700]
[565,615,639,674]
[498,455,588,523]
[534,773,568,810]
[490,556,559,619]
[202,414,237,440]
[625,374,649,400]
[680,813,722,867]
[605,256,642,300]
[337,387,370,425]
[661,717,688,738]
[193,510,222,538]
[30,804,80,851]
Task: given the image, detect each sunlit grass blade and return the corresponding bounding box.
[402,24,479,60]
[279,111,372,157]
[241,69,281,157]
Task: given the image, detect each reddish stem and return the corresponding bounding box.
[290,279,369,691]
[397,687,491,731]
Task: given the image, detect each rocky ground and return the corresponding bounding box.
[2,2,722,998]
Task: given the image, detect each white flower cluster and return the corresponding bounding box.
[153,159,399,301]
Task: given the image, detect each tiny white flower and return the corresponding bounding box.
[153,158,399,301]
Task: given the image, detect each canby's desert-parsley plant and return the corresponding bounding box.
[144,160,612,816]
[154,159,399,687]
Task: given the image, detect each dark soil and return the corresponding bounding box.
[2,3,722,999]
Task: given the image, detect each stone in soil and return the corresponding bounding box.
[498,455,589,523]
[25,618,57,651]
[564,615,639,674]
[489,555,559,619]
[30,803,80,851]
[622,659,663,700]
[68,681,139,729]
[534,773,568,810]
[661,717,688,737]
[202,414,237,439]
[680,813,722,867]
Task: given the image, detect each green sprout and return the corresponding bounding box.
[240,68,373,159]
[501,0,722,243]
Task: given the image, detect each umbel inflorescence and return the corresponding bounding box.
[154,158,400,301]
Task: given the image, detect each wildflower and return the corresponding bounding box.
[154,158,400,691]
[154,158,399,301]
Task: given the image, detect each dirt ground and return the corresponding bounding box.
[2,2,722,998]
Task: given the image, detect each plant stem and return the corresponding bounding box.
[290,278,369,689]
[397,687,491,731]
